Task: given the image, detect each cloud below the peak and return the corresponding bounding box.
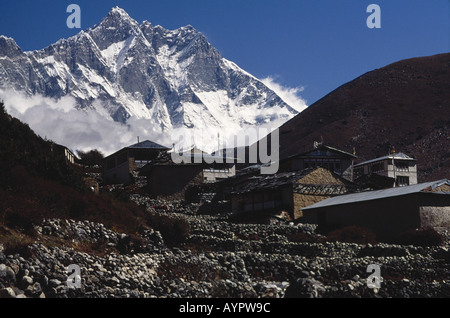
[0,85,305,157]
[260,76,308,113]
[0,89,170,156]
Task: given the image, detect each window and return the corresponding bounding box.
[396,176,409,187]
[395,161,409,172]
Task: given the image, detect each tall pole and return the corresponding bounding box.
[392,147,396,188]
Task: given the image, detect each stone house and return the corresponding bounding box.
[301,179,450,241]
[279,144,357,180]
[51,143,77,166]
[103,140,170,185]
[353,152,418,187]
[185,164,262,203]
[140,149,236,200]
[170,146,236,183]
[231,167,356,222]
[143,162,204,200]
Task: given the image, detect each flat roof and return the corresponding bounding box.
[354,152,416,167]
[302,179,450,210]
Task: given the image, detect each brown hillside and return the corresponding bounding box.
[276,53,450,182]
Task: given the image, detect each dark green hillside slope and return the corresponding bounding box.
[0,102,153,254]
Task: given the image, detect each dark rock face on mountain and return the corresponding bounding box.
[0,7,299,144]
[0,36,23,58]
[276,53,450,182]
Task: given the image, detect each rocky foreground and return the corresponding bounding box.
[1,195,449,299]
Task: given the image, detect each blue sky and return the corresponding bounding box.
[0,0,448,105]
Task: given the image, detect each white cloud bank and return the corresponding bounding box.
[0,89,263,156]
[260,76,308,113]
[0,83,307,157]
[0,89,169,156]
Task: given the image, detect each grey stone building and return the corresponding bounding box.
[353,152,418,187]
[103,140,170,185]
[279,144,357,181]
[301,179,450,241]
[231,167,356,222]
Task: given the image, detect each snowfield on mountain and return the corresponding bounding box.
[0,7,306,153]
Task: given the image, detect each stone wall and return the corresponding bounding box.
[293,168,346,220]
[297,168,345,185]
[293,193,332,220]
[420,206,450,229]
[431,184,450,193]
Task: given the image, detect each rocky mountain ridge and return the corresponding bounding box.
[0,7,301,152]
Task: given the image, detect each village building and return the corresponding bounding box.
[353,152,418,187]
[103,140,170,185]
[142,162,204,200]
[230,167,356,223]
[301,179,450,241]
[278,144,357,181]
[51,143,77,166]
[51,143,102,194]
[140,148,236,200]
[352,173,395,191]
[185,163,263,204]
[170,146,237,183]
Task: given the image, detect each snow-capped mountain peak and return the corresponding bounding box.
[0,36,23,58]
[0,7,305,153]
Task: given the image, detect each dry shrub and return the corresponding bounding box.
[394,227,444,247]
[73,239,108,257]
[117,233,148,254]
[146,213,190,245]
[0,229,35,257]
[327,226,377,245]
[0,168,149,236]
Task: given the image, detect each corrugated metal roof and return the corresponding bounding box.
[302,179,450,210]
[354,152,416,167]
